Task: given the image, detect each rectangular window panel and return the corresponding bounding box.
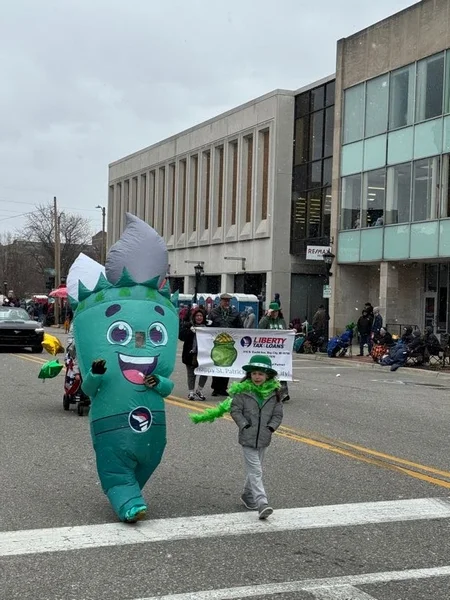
[295,92,310,119]
[293,164,307,192]
[131,177,138,214]
[413,156,440,221]
[343,84,365,144]
[191,156,198,232]
[323,186,332,238]
[179,161,186,234]
[261,130,269,220]
[311,86,325,112]
[230,142,238,226]
[365,74,389,138]
[140,174,147,221]
[203,151,211,230]
[389,64,415,129]
[292,192,306,239]
[440,154,450,218]
[362,168,385,228]
[149,171,156,226]
[416,53,444,122]
[159,167,165,235]
[245,135,253,223]
[310,161,322,189]
[215,147,224,228]
[325,81,335,107]
[294,117,309,165]
[341,174,362,230]
[307,190,322,238]
[310,111,324,161]
[386,162,412,224]
[169,163,176,236]
[323,157,332,187]
[445,50,450,114]
[324,106,334,157]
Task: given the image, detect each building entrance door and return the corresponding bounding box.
[424,293,437,331]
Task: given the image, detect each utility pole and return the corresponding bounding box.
[54,196,61,327]
[96,205,106,264]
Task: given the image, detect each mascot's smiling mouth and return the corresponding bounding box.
[118,353,159,385]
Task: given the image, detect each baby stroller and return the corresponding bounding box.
[63,324,90,416]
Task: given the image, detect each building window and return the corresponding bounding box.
[294,116,309,165]
[362,168,385,227]
[323,187,332,238]
[230,141,238,226]
[203,151,211,230]
[295,92,310,119]
[307,190,322,237]
[440,154,450,218]
[261,130,269,220]
[291,191,307,239]
[149,171,156,225]
[386,162,412,224]
[169,163,176,236]
[140,173,147,221]
[215,147,224,228]
[324,106,334,157]
[131,177,138,214]
[124,179,130,212]
[159,167,166,235]
[341,173,362,230]
[245,135,253,223]
[310,161,322,189]
[191,155,198,232]
[325,81,335,107]
[311,86,325,111]
[310,111,323,161]
[179,160,186,234]
[322,158,332,188]
[365,74,389,138]
[343,84,365,144]
[412,156,440,221]
[389,64,415,129]
[416,53,444,122]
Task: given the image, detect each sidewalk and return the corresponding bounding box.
[297,345,450,379]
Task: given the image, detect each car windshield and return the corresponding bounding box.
[0,308,30,321]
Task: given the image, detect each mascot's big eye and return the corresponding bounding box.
[148,322,168,346]
[107,321,133,345]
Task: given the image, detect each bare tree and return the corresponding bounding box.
[19,203,93,280]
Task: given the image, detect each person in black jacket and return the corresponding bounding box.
[357,310,372,356]
[208,293,242,396]
[179,308,208,401]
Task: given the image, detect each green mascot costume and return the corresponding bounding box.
[67,214,178,523]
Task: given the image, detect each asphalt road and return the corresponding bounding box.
[1,333,450,599]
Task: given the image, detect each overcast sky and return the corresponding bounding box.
[0,0,414,236]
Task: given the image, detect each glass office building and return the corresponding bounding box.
[332,0,450,334]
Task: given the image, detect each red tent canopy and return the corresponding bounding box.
[49,285,68,299]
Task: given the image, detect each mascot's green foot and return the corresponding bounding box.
[124,505,147,523]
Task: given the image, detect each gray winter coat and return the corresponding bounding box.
[230,390,283,449]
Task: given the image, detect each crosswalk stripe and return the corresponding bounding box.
[1,496,450,557]
[125,565,450,600]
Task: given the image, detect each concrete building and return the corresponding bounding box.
[331,0,450,336]
[108,83,336,322]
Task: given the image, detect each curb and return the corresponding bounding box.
[295,352,450,380]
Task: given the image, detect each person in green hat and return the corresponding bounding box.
[229,354,283,520]
[258,302,286,330]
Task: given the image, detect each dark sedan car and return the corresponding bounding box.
[0,307,44,352]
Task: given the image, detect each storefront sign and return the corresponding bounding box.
[323,285,331,299]
[306,245,331,260]
[194,327,295,381]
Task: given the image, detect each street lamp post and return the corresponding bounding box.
[185,260,205,304]
[96,205,106,264]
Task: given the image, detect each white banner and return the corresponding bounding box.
[306,245,331,260]
[194,328,295,381]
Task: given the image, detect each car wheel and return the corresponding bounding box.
[32,346,43,354]
[63,394,71,411]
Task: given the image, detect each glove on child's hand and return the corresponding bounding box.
[144,374,159,388]
[91,359,107,375]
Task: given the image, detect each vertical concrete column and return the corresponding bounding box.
[379,262,398,326]
[185,275,193,295]
[221,273,234,294]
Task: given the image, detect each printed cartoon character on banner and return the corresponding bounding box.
[67,213,178,523]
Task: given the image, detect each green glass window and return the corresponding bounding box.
[294,117,309,165]
[389,64,415,130]
[323,187,332,238]
[362,169,385,228]
[412,156,440,222]
[365,74,389,138]
[343,84,365,144]
[341,174,361,230]
[386,163,412,224]
[416,53,444,122]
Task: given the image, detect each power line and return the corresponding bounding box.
[0,198,102,213]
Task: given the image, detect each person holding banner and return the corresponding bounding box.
[208,293,242,396]
[179,307,208,401]
[258,302,290,402]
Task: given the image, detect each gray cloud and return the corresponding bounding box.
[0,0,412,234]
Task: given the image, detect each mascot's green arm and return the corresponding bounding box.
[81,371,104,398]
[155,376,174,398]
[189,398,232,424]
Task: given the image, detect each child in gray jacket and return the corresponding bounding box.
[230,354,283,519]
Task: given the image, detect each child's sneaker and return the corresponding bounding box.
[195,389,206,401]
[188,392,198,401]
[240,493,257,510]
[258,504,273,519]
